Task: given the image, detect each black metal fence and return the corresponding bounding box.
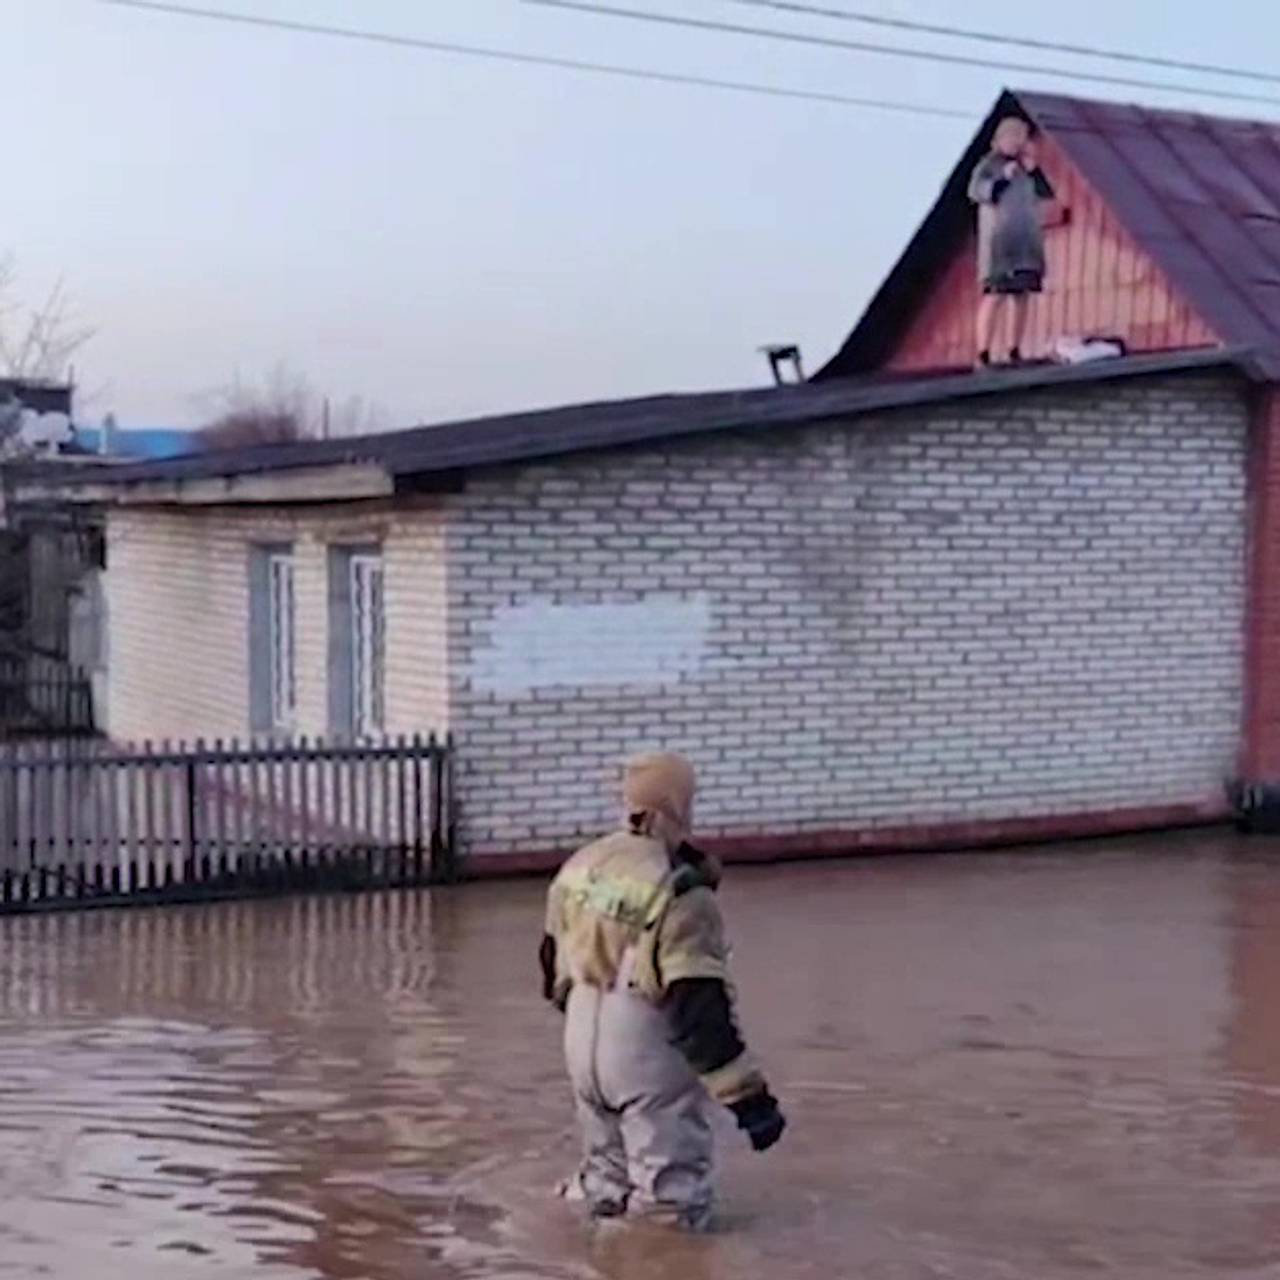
[0,652,95,739]
[0,734,454,914]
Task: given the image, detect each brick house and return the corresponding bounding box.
[30,89,1280,866]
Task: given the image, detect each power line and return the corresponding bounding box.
[96,0,969,119]
[523,0,1280,109]
[721,0,1280,88]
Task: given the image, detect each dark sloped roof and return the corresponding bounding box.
[819,89,1280,381]
[70,348,1251,492]
[1025,91,1280,363]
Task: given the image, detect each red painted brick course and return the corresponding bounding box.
[462,799,1231,878]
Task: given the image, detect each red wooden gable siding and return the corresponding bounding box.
[885,134,1219,371]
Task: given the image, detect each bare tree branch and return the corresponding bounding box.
[0,259,94,382]
[195,364,390,451]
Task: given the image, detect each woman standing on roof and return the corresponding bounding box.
[969,116,1057,368]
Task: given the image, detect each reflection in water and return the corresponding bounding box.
[0,837,1278,1277]
[0,891,572,1279]
[1225,853,1280,1259]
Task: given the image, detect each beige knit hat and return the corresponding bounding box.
[623,752,697,831]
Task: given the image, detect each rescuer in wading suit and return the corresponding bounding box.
[539,753,786,1229]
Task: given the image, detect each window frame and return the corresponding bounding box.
[249,543,296,738]
[327,544,386,741]
[267,550,297,735]
[348,551,385,740]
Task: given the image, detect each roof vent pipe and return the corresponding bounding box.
[760,344,804,386]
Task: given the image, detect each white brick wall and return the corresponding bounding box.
[102,373,1249,858]
[106,509,254,742]
[105,503,449,743]
[385,504,450,734]
[442,375,1248,853]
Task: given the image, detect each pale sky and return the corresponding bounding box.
[8,0,1279,429]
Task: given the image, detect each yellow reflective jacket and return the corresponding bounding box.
[544,829,764,1105]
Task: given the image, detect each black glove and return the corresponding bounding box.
[672,842,721,892]
[730,1089,786,1153]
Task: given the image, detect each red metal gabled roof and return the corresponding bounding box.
[818,89,1280,380]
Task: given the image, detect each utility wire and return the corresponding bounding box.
[523,0,1280,109]
[96,0,968,119]
[721,0,1280,88]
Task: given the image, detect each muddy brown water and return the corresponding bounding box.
[2,831,1280,1277]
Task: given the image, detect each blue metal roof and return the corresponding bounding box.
[72,426,196,461]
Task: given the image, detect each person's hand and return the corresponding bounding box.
[673,841,722,891]
[730,1089,786,1152]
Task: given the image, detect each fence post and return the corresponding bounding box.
[428,738,443,882]
[185,754,198,878]
[444,732,457,881]
[410,735,424,883]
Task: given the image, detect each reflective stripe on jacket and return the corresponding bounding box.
[545,830,763,1104]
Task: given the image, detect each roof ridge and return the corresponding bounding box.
[1017,85,1280,131]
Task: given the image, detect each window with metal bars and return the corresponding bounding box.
[349,553,385,739]
[327,546,386,740]
[249,544,296,737]
[268,551,297,734]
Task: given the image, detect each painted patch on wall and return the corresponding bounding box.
[470,595,711,695]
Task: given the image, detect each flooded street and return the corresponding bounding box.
[2,832,1280,1278]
